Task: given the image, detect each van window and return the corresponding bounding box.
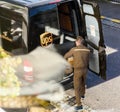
[0,14,26,54]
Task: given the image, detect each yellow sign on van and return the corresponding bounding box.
[40,32,53,47]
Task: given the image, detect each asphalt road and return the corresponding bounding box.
[98,1,120,19]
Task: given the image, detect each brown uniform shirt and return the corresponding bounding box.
[64,45,90,69]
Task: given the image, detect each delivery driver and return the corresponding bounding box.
[64,36,90,111]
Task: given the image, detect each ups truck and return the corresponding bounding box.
[0,0,106,83]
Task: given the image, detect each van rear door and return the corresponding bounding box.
[82,1,106,80]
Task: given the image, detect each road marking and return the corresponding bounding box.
[101,16,120,23]
[105,46,118,55]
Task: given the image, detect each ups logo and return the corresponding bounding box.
[40,32,53,46]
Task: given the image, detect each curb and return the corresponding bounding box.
[101,16,120,23]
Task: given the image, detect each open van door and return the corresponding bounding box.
[82,1,106,80]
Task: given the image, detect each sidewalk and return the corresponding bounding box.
[84,75,120,112]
